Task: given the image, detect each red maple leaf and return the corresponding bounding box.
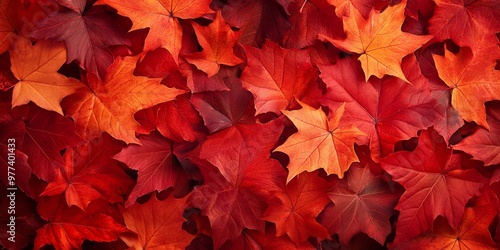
[319,148,402,245]
[262,171,330,244]
[114,131,189,207]
[380,129,486,245]
[31,0,131,79]
[41,133,134,211]
[318,55,437,161]
[240,40,318,115]
[34,195,127,249]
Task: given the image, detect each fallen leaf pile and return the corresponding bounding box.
[1,0,499,249]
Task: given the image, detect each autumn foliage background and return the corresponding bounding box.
[0,0,500,249]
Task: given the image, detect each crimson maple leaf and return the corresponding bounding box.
[31,0,131,79]
[0,121,32,195]
[262,171,330,244]
[380,129,486,245]
[114,131,189,207]
[0,0,55,54]
[240,40,318,115]
[17,104,83,182]
[34,195,127,249]
[318,55,437,161]
[191,75,255,133]
[428,0,500,50]
[189,119,286,248]
[319,150,402,245]
[189,154,286,248]
[136,96,206,142]
[40,133,134,211]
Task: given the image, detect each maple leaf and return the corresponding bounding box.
[262,171,330,244]
[240,40,318,115]
[189,119,286,248]
[0,0,57,54]
[320,0,432,82]
[428,0,500,50]
[18,104,83,182]
[274,101,365,182]
[393,204,498,250]
[319,155,401,245]
[34,195,127,250]
[62,55,187,144]
[318,55,437,161]
[114,131,189,207]
[120,192,194,249]
[414,45,465,143]
[189,154,286,248]
[183,11,244,77]
[97,0,212,62]
[221,0,290,46]
[191,75,254,133]
[40,133,134,211]
[199,118,284,186]
[453,103,500,166]
[433,46,500,129]
[10,36,82,115]
[380,129,486,245]
[137,96,205,142]
[0,121,32,195]
[283,0,344,49]
[30,0,130,79]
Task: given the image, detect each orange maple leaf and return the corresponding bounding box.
[274,102,365,183]
[320,0,432,82]
[433,46,500,129]
[10,36,82,115]
[120,193,194,249]
[63,55,187,144]
[97,0,213,62]
[183,11,244,77]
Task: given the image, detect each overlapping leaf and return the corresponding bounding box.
[62,55,186,144]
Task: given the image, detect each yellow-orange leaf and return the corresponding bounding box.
[274,102,365,183]
[433,46,500,129]
[10,37,82,115]
[63,55,187,144]
[321,0,432,82]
